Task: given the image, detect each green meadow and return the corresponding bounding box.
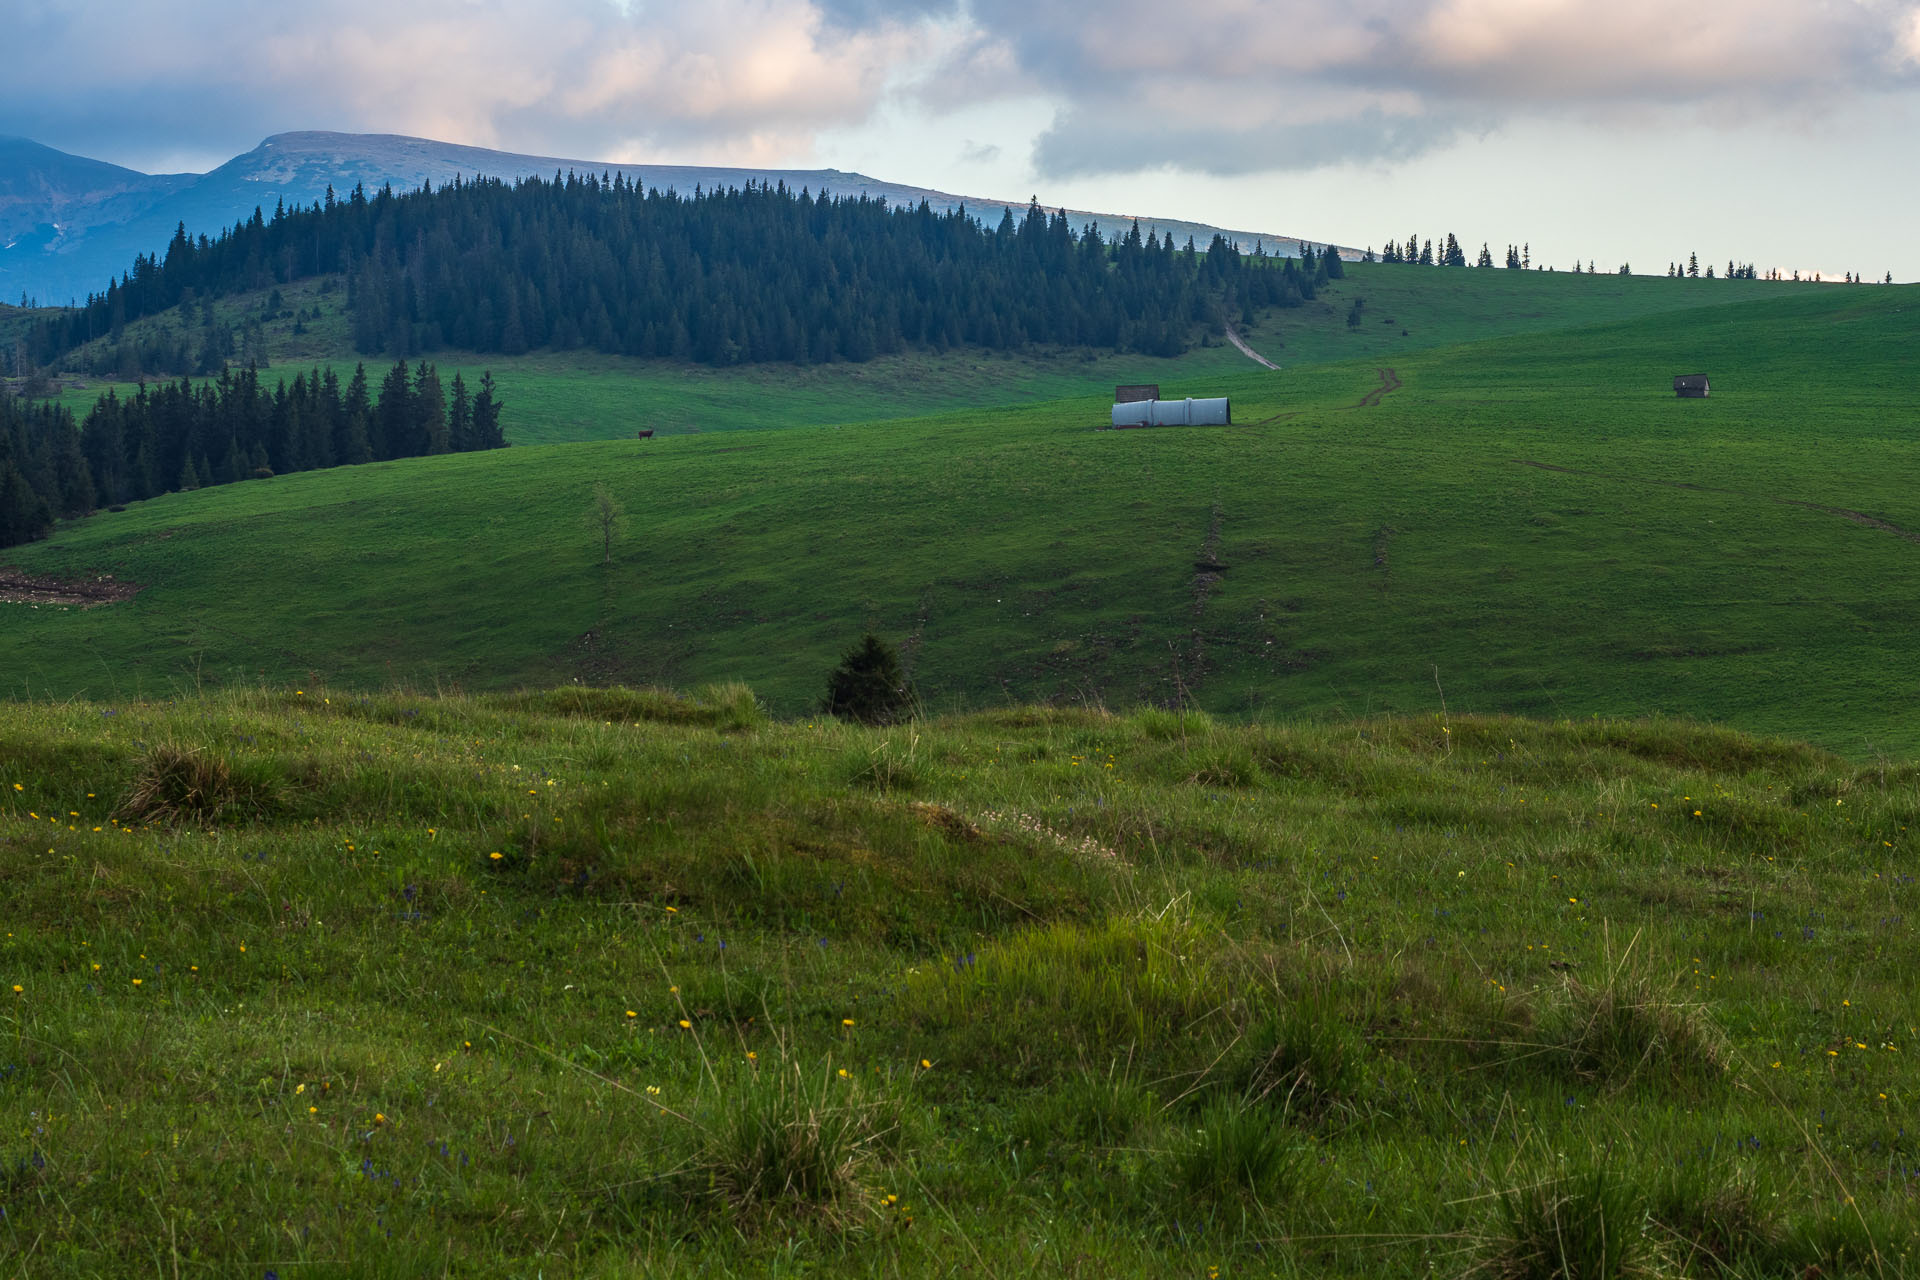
[1,689,1915,1275]
[4,277,1916,756]
[12,264,1817,443]
[4,262,1919,1276]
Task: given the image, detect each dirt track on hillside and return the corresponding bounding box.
[0,567,143,607]
[1355,368,1401,407]
[1224,324,1280,370]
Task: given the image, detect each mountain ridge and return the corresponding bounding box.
[0,131,1325,306]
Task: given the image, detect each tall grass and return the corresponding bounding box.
[0,690,1916,1274]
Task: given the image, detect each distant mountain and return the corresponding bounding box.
[0,137,197,301]
[0,131,1325,307]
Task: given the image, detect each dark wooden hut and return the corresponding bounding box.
[1673,374,1710,398]
[1114,384,1160,404]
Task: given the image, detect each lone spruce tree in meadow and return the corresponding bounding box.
[823,633,917,726]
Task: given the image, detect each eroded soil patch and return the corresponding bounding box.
[0,567,143,608]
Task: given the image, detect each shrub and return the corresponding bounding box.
[822,633,917,726]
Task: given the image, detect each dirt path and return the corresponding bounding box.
[1224,324,1280,371]
[1514,460,1920,546]
[1354,368,1402,407]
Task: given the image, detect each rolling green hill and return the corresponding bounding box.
[5,279,1916,754]
[10,264,1820,443]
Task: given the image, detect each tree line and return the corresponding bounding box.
[0,360,504,550]
[1366,236,1890,283]
[19,177,1329,373]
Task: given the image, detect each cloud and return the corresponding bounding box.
[0,0,934,170]
[1034,103,1459,178]
[948,0,1920,176]
[1401,0,1913,101]
[1903,7,1920,62]
[5,0,1918,182]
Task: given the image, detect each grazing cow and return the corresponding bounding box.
[637,429,655,439]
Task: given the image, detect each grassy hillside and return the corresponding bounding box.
[5,282,1917,755]
[1,689,1915,1274]
[9,266,1824,444]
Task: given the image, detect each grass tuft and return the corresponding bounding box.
[1012,1070,1158,1152]
[904,915,1222,1083]
[697,1056,894,1226]
[1549,952,1728,1090]
[693,680,766,732]
[845,740,923,792]
[114,742,249,825]
[1227,992,1366,1119]
[1645,1163,1781,1273]
[1168,1096,1305,1208]
[1482,1165,1655,1280]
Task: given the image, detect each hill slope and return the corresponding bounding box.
[19,263,1827,444]
[0,689,1915,1274]
[5,282,1916,753]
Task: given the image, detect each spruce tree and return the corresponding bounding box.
[823,634,917,726]
[470,373,505,449]
[0,459,53,547]
[413,361,447,454]
[447,373,473,452]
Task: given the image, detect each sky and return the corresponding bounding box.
[9,0,1920,280]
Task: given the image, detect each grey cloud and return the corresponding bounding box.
[7,0,1918,185]
[947,0,1920,177]
[812,0,958,30]
[1033,104,1462,178]
[2,0,935,170]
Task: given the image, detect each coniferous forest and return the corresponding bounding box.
[21,175,1324,371]
[0,361,504,549]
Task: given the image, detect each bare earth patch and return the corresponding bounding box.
[0,567,143,608]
